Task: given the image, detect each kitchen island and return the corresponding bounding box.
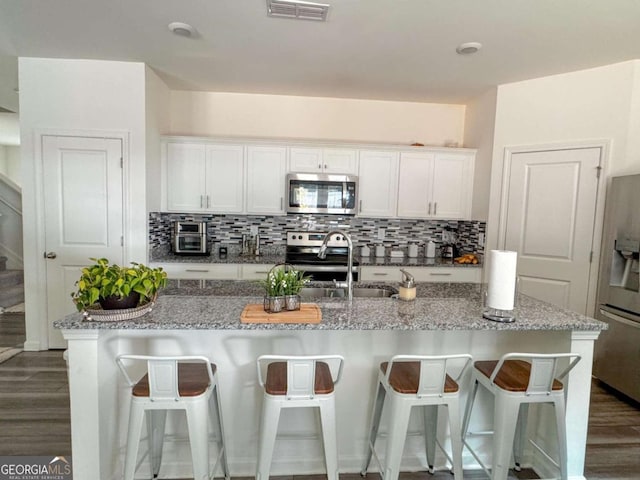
[55,282,604,480]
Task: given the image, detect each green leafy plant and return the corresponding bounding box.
[71,258,168,311]
[260,266,310,297]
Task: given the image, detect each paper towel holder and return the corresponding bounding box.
[483,308,516,323]
[482,278,518,323]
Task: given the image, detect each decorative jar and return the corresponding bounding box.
[264,295,285,313]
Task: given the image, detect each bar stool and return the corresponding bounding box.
[461,352,581,480]
[116,355,230,480]
[255,354,344,480]
[361,354,473,480]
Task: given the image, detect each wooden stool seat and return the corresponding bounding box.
[474,360,563,392]
[380,361,459,394]
[133,363,217,397]
[265,361,334,395]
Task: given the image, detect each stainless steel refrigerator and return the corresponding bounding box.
[594,174,640,402]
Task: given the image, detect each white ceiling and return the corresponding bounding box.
[1,0,640,108]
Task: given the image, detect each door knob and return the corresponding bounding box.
[44,252,57,259]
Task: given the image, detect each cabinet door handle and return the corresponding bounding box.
[324,164,327,170]
[207,195,211,208]
[280,197,284,210]
[430,272,452,276]
[359,200,363,213]
[373,272,389,276]
[186,269,210,273]
[200,195,204,208]
[318,164,322,169]
[434,202,437,215]
[428,202,432,215]
[254,270,270,274]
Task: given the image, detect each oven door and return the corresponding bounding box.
[286,173,357,215]
[174,234,207,254]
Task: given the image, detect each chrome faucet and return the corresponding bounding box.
[318,229,354,302]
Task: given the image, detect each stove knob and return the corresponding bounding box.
[298,235,303,240]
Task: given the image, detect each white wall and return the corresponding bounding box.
[19,57,148,350]
[0,145,21,185]
[464,88,497,221]
[145,66,171,214]
[170,91,466,146]
[486,60,640,252]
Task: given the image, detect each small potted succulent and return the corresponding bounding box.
[71,258,168,312]
[260,265,310,313]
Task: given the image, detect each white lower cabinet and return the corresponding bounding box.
[360,266,482,283]
[152,263,285,280]
[240,264,277,280]
[151,263,240,280]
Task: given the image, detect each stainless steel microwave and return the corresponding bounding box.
[286,173,358,215]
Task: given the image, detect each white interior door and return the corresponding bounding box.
[503,147,601,314]
[43,136,124,348]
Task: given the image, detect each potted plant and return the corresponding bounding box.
[260,265,310,312]
[71,258,168,312]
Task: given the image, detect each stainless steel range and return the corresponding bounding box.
[285,231,359,281]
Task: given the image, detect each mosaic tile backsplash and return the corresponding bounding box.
[149,212,486,257]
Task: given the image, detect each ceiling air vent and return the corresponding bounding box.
[266,0,330,21]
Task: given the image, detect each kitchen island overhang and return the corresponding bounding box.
[55,282,605,480]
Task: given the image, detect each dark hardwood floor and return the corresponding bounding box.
[1,312,639,479]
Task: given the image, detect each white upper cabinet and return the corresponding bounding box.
[166,143,208,212]
[165,142,244,213]
[206,144,245,213]
[358,150,399,217]
[289,147,358,174]
[162,137,475,219]
[246,146,287,214]
[397,150,474,219]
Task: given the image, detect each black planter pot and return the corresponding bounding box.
[98,292,141,310]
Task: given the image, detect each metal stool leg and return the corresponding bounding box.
[492,394,521,480]
[361,381,386,475]
[462,379,479,441]
[256,396,281,480]
[423,405,438,474]
[186,400,210,480]
[123,401,145,480]
[513,404,529,471]
[209,384,231,480]
[383,395,412,480]
[447,397,464,480]
[553,395,569,480]
[146,409,167,478]
[319,398,340,480]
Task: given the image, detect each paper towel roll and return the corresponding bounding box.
[486,250,518,310]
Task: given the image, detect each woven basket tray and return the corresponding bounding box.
[82,296,157,322]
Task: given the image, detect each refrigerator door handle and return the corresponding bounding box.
[599,306,640,329]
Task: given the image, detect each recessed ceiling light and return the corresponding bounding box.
[456,42,482,55]
[168,22,197,38]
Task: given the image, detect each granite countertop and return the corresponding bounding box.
[151,251,482,268]
[55,281,605,332]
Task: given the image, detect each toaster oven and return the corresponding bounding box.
[172,221,208,255]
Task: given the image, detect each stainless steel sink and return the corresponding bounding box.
[299,287,396,298]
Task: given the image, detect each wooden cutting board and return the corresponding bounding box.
[240,303,322,324]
